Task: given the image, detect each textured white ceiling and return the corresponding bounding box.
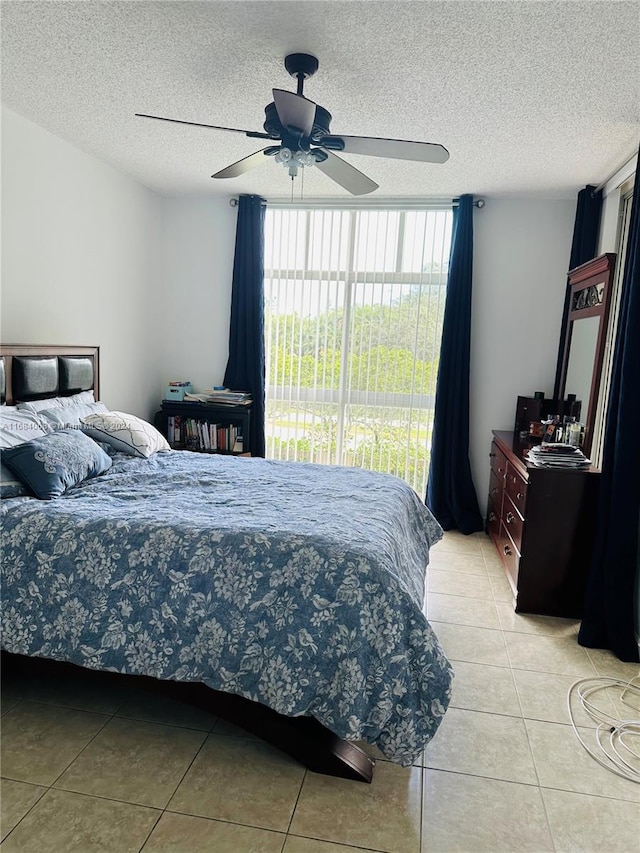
[1,1,639,199]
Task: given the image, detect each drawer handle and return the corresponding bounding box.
[490,487,499,496]
[489,452,496,458]
[488,512,497,522]
[503,544,512,557]
[516,492,524,500]
[506,512,515,524]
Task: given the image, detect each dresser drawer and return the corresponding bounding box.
[505,462,528,517]
[499,523,520,592]
[488,468,503,505]
[486,494,501,543]
[503,493,524,551]
[490,442,508,481]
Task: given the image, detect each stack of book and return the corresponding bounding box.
[525,443,591,469]
[183,389,252,406]
[167,415,243,453]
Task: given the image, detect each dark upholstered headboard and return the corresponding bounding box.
[0,345,100,406]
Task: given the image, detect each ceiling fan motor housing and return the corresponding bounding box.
[263,101,334,150]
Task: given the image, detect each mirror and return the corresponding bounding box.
[559,253,616,456]
[563,316,600,424]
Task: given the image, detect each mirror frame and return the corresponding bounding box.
[559,252,616,457]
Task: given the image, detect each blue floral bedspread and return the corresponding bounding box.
[0,451,453,764]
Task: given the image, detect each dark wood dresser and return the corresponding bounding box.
[486,430,600,618]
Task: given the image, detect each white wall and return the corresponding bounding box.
[157,198,236,394]
[1,107,164,418]
[1,107,238,420]
[471,198,576,511]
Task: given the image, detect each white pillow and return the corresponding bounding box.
[39,401,109,430]
[17,390,95,414]
[80,411,170,458]
[0,406,50,448]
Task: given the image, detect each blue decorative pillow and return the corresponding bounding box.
[2,429,112,500]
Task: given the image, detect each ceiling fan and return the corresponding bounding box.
[136,53,449,196]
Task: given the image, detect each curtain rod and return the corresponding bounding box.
[229,197,485,209]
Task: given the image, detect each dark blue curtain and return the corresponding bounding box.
[223,194,266,458]
[579,154,640,663]
[426,195,483,534]
[553,185,603,399]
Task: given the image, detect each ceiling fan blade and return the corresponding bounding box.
[212,148,271,179]
[272,89,316,136]
[315,151,379,196]
[136,113,271,139]
[321,134,449,164]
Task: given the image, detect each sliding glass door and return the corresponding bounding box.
[264,205,453,494]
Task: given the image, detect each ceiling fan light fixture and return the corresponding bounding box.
[275,147,292,164]
[275,147,315,178]
[296,151,315,167]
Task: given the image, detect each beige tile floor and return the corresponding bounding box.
[2,530,639,852]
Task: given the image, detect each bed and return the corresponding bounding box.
[0,344,453,783]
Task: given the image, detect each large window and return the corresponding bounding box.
[264,205,453,494]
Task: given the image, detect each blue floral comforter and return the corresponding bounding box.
[0,450,453,764]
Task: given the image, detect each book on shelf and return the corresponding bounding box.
[167,415,183,445]
[167,415,241,454]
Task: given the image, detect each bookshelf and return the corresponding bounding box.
[156,400,252,456]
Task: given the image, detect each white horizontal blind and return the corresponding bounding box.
[264,205,453,494]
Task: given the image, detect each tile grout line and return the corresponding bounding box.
[0,778,48,845]
[1,689,209,847]
[136,723,213,851]
[4,699,328,843]
[135,809,166,853]
[283,767,307,845]
[7,692,121,788]
[505,598,569,853]
[420,764,640,805]
[0,691,132,844]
